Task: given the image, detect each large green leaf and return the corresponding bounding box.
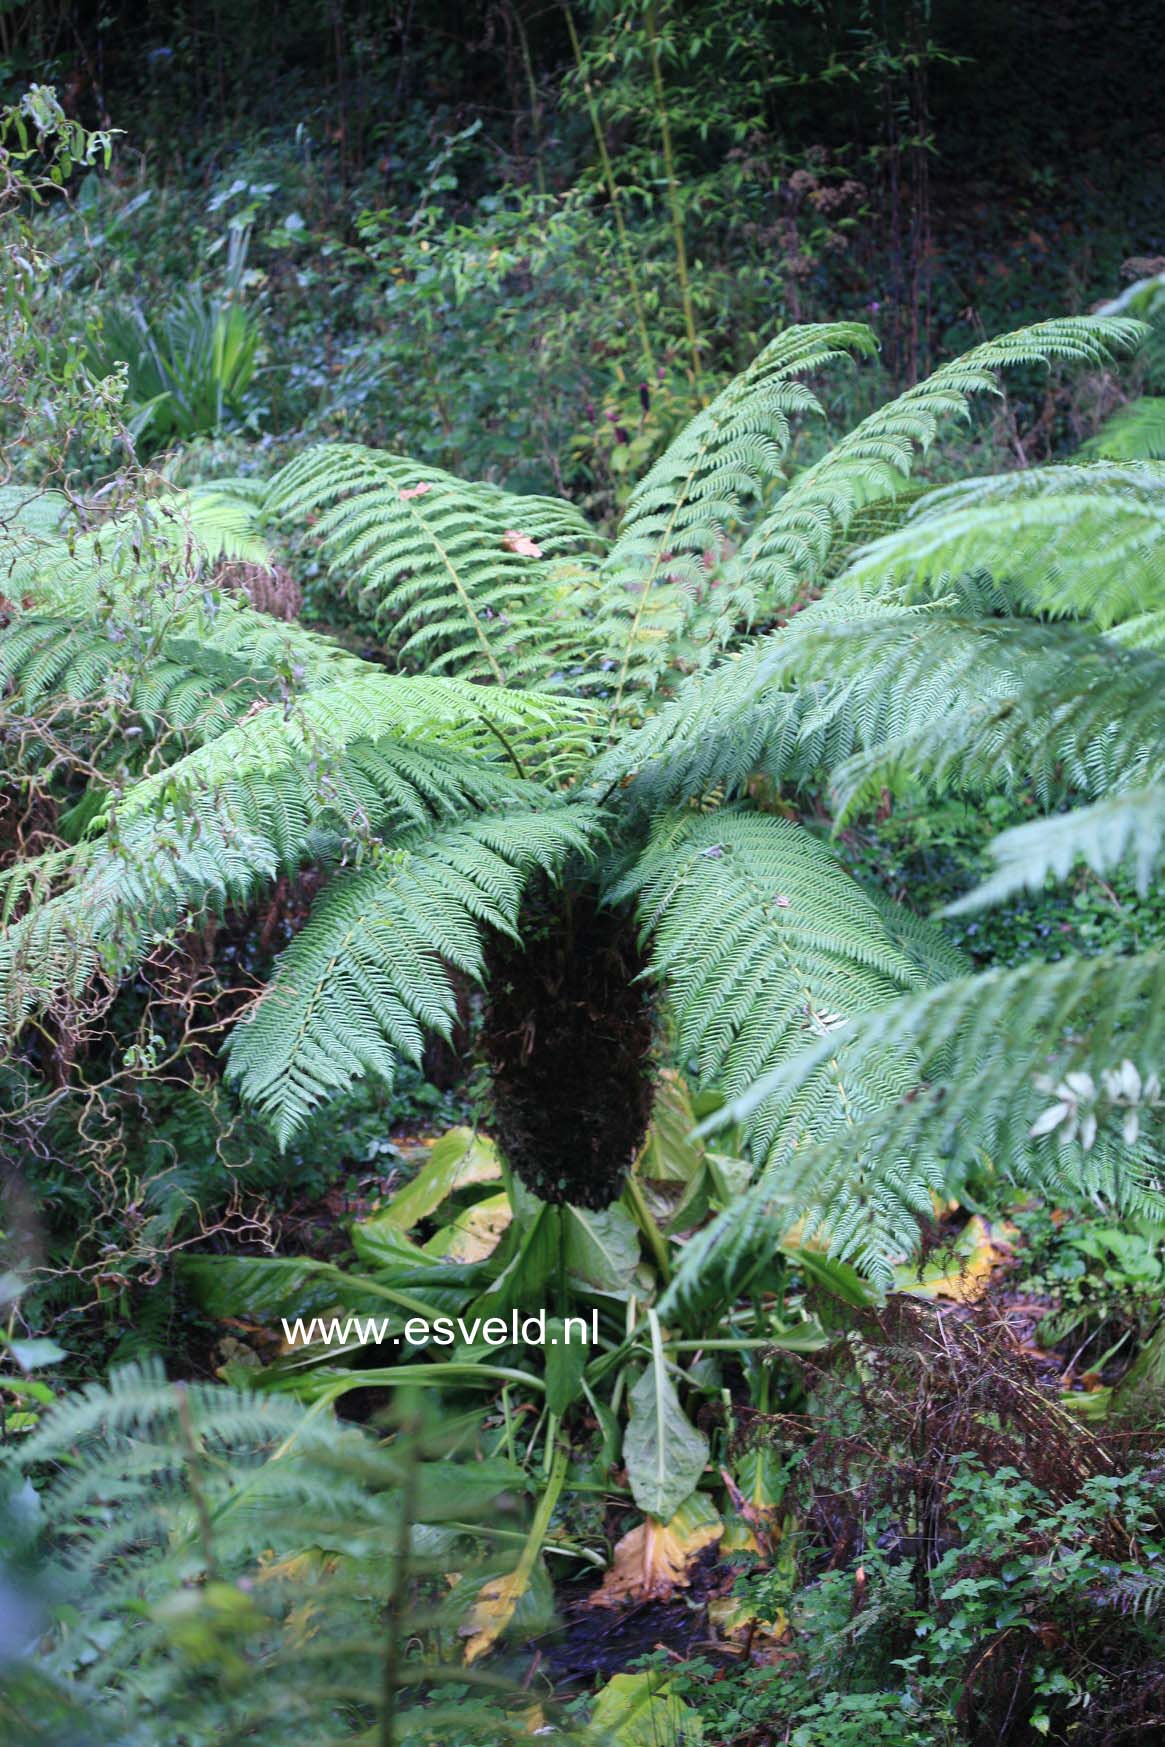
[589,1669,705,1746]
[623,1311,709,1522]
[563,1202,640,1293]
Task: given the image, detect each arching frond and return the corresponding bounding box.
[949,785,1165,912]
[599,322,878,716]
[225,806,602,1142]
[265,445,601,687]
[0,797,280,1031]
[0,727,552,1032]
[736,316,1146,611]
[834,461,1165,628]
[667,950,1165,1290]
[1082,397,1165,461]
[597,601,1165,818]
[611,808,956,1165]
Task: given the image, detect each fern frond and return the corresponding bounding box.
[10,1361,540,1744]
[611,808,956,1164]
[598,601,1165,818]
[225,806,602,1142]
[1082,397,1165,461]
[818,611,1165,818]
[834,461,1165,629]
[109,660,593,821]
[599,322,878,716]
[265,445,601,687]
[667,951,1165,1291]
[948,785,1165,911]
[736,316,1146,611]
[0,738,554,1031]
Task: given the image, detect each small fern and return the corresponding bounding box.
[4,1361,554,1744]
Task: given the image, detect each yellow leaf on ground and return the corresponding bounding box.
[423,1191,512,1262]
[707,1591,789,1648]
[896,1214,1015,1303]
[461,1565,530,1665]
[376,1127,501,1233]
[588,1494,722,1608]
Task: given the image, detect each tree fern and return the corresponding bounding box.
[6,309,1163,1278]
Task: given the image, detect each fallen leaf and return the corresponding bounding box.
[423,1191,512,1262]
[399,482,432,500]
[462,1566,529,1665]
[707,1591,789,1649]
[896,1214,1015,1303]
[372,1127,502,1233]
[588,1493,721,1607]
[501,529,543,557]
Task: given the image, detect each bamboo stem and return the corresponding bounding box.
[645,0,703,398]
[562,2,656,380]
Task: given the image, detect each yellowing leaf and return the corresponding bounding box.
[636,1069,703,1183]
[707,1592,789,1647]
[461,1564,530,1666]
[589,1670,704,1746]
[720,1448,787,1555]
[897,1214,1015,1303]
[374,1127,501,1233]
[589,1493,721,1608]
[423,1192,512,1262]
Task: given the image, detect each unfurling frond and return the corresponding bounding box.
[265,445,601,687]
[736,316,1146,612]
[225,806,602,1142]
[668,951,1165,1290]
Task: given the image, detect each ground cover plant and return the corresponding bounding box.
[2,6,1165,1743]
